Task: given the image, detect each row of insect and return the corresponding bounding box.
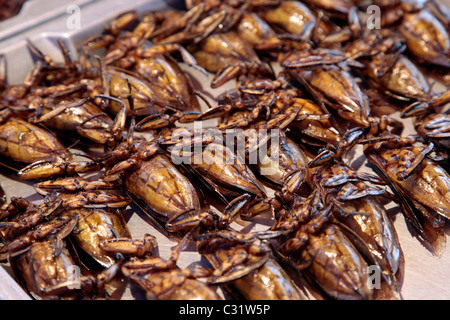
[0,0,449,300]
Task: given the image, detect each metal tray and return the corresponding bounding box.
[1,0,450,300]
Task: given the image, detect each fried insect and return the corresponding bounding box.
[0,114,101,180]
[63,207,132,268]
[256,1,359,45]
[267,191,374,300]
[399,8,450,68]
[11,41,128,147]
[161,126,268,202]
[307,149,403,299]
[345,31,450,118]
[203,102,309,194]
[10,238,78,299]
[0,207,78,261]
[197,229,306,300]
[1,192,130,298]
[0,113,70,164]
[100,122,259,234]
[99,233,158,259]
[2,0,450,302]
[121,235,221,300]
[256,1,316,41]
[0,184,130,253]
[100,135,216,234]
[189,31,273,88]
[83,10,203,115]
[31,97,124,147]
[237,73,342,147]
[11,233,122,299]
[84,62,201,118]
[0,103,102,180]
[360,134,450,256]
[280,48,371,128]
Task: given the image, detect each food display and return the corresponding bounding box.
[0,0,449,300]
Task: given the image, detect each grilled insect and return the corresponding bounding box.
[399,8,450,68]
[0,180,130,246]
[280,48,371,128]
[267,190,374,300]
[236,73,342,147]
[0,109,102,180]
[0,113,69,164]
[83,10,203,115]
[0,206,78,261]
[120,235,221,300]
[188,31,273,88]
[345,30,450,118]
[256,1,360,45]
[10,238,78,299]
[307,152,403,299]
[197,229,307,300]
[360,134,449,256]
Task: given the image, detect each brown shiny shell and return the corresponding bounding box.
[232,259,304,300]
[190,143,267,198]
[0,117,71,163]
[257,1,316,36]
[399,9,450,67]
[301,224,373,300]
[192,32,263,73]
[66,208,131,267]
[124,154,201,221]
[11,239,76,299]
